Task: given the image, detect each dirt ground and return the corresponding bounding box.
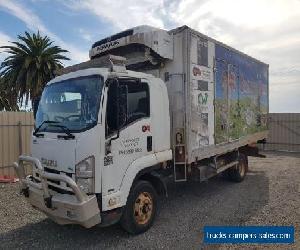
[0,152,299,249]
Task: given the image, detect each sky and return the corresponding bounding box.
[0,0,300,113]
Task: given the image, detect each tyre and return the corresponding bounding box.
[227,153,248,182]
[120,180,157,234]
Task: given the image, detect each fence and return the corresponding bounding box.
[262,113,300,152]
[0,112,299,177]
[0,112,34,177]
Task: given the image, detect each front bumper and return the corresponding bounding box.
[14,155,101,228]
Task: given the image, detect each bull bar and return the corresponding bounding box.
[13,155,101,228]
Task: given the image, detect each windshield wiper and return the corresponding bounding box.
[33,121,75,139]
[49,124,75,140]
[33,120,60,137]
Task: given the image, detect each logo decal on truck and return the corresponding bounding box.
[119,148,142,155]
[198,92,208,105]
[193,66,201,76]
[192,64,212,82]
[41,158,57,167]
[104,155,113,166]
[121,137,140,148]
[95,40,120,53]
[119,137,142,155]
[142,125,150,132]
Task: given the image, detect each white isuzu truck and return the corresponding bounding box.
[14,25,269,234]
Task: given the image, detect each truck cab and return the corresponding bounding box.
[15,56,172,233]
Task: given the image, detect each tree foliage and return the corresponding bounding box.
[0,31,70,107]
[0,77,18,111]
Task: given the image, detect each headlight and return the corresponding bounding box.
[75,156,95,194]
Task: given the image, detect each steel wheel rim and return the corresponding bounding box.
[238,161,245,177]
[134,192,153,225]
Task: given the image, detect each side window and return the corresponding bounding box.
[126,81,150,124]
[106,80,150,137]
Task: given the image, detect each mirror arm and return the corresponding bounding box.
[105,130,119,155]
[110,130,119,141]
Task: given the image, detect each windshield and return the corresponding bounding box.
[35,75,103,133]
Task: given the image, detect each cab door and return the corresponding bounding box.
[102,78,152,196]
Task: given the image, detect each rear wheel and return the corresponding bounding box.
[120,180,157,234]
[227,154,248,182]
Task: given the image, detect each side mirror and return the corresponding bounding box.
[33,97,41,119]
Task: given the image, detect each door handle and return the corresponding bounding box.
[147,136,152,152]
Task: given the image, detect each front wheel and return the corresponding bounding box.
[120,180,157,234]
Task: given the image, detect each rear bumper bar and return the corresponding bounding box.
[14,155,101,228]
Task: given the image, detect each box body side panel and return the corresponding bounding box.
[141,27,269,164]
[186,28,269,163]
[214,44,269,144]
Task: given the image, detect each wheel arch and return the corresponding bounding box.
[101,150,171,211]
[119,150,171,207]
[137,171,168,197]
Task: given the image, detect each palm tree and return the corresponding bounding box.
[0,31,70,106]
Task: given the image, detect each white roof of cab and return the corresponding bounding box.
[47,68,109,86]
[47,67,155,86]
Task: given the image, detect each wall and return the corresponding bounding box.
[0,112,34,177]
[262,113,300,152]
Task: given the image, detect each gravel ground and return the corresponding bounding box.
[0,152,299,249]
